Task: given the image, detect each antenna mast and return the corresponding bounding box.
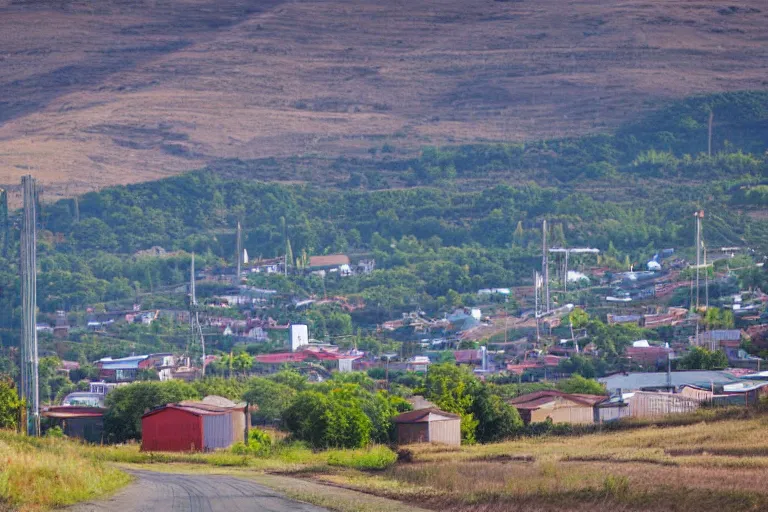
[694,210,704,347]
[20,175,40,436]
[190,254,206,376]
[543,220,548,313]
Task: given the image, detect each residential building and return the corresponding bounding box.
[624,344,673,367]
[96,355,151,382]
[308,254,350,271]
[406,356,431,373]
[691,330,742,351]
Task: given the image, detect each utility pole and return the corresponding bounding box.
[707,110,714,158]
[534,270,541,342]
[190,254,206,376]
[564,248,569,293]
[542,220,550,313]
[235,222,242,286]
[694,210,704,347]
[20,175,39,436]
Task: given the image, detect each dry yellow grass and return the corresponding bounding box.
[309,415,768,511]
[0,431,130,511]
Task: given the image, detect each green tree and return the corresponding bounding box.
[569,308,589,330]
[424,363,480,443]
[678,347,729,370]
[232,352,254,377]
[470,386,523,443]
[0,378,22,429]
[243,378,296,423]
[555,375,607,395]
[282,391,372,449]
[267,370,307,390]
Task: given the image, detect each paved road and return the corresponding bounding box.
[69,470,329,512]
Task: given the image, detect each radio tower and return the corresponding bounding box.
[542,220,550,313]
[189,254,206,376]
[694,210,704,347]
[20,176,40,436]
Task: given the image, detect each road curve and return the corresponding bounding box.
[69,469,330,512]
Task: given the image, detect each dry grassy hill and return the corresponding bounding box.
[0,0,767,200]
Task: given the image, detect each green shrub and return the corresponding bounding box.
[326,445,398,470]
[45,426,65,438]
[231,428,273,457]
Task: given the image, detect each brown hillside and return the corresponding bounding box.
[0,0,767,199]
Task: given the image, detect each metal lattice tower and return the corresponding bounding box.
[20,175,39,436]
[190,253,206,375]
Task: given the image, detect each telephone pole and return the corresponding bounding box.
[20,176,40,436]
[694,210,704,347]
[190,254,206,376]
[235,222,242,286]
[542,220,550,313]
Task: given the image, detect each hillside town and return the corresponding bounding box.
[22,232,768,448]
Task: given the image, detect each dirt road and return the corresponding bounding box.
[69,469,329,512]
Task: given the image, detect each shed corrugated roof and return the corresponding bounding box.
[393,408,460,423]
[600,370,741,391]
[98,355,148,370]
[508,390,607,408]
[42,406,106,419]
[142,404,231,419]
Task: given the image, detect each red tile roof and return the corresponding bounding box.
[393,408,460,424]
[255,350,361,364]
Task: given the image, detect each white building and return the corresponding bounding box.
[290,324,309,352]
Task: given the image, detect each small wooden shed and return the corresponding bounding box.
[393,407,461,446]
[507,390,606,425]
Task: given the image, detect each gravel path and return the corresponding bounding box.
[68,469,330,512]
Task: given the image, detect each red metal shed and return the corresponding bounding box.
[141,404,234,452]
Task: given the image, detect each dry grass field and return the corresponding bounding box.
[0,0,767,199]
[309,414,768,511]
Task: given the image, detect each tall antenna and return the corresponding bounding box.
[534,270,541,342]
[694,210,704,347]
[20,175,39,436]
[190,254,206,376]
[235,222,242,286]
[542,220,550,313]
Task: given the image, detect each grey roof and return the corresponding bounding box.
[698,330,742,342]
[98,355,148,370]
[600,371,741,391]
